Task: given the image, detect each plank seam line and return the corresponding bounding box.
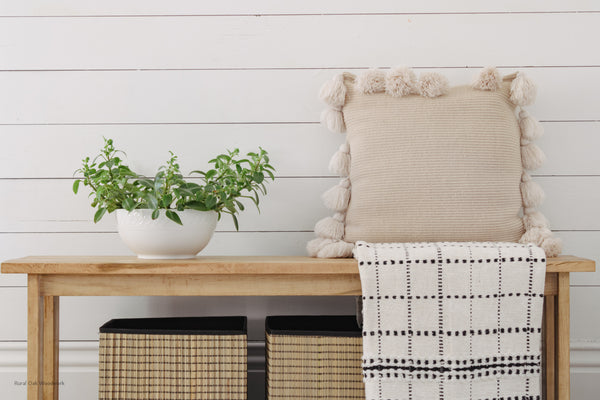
[1,11,599,18]
[1,65,600,72]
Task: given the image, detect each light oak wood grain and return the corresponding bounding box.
[2,255,595,275]
[544,297,556,400]
[557,273,571,400]
[27,275,42,400]
[38,274,361,296]
[42,297,59,400]
[34,272,560,297]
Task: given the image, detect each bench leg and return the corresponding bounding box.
[557,273,570,400]
[28,275,43,400]
[544,296,556,400]
[43,296,59,400]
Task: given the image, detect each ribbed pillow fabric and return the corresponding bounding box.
[308,68,562,258]
[344,80,523,243]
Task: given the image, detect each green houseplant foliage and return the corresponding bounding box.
[73,138,275,230]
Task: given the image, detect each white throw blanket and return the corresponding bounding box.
[355,241,546,400]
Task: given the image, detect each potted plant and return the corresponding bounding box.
[73,138,275,259]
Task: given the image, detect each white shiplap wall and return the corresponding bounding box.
[1,1,599,399]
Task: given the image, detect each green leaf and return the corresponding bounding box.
[252,172,264,184]
[122,197,135,212]
[94,207,107,223]
[144,193,159,209]
[161,194,173,208]
[232,214,239,231]
[205,169,217,180]
[166,210,183,225]
[186,201,209,211]
[151,209,160,220]
[136,179,154,189]
[234,200,245,211]
[205,195,217,209]
[72,179,81,194]
[178,188,194,197]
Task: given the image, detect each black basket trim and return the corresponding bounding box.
[99,316,247,335]
[265,316,361,337]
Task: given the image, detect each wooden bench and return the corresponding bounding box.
[1,255,595,400]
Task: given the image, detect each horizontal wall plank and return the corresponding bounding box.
[0,176,595,233]
[537,176,600,231]
[0,68,598,124]
[0,15,599,70]
[0,123,342,178]
[0,287,355,341]
[536,122,600,176]
[2,1,598,16]
[559,231,600,286]
[0,178,335,232]
[0,121,597,178]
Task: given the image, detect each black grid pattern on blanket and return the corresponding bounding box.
[355,241,546,400]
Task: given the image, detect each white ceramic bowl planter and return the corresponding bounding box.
[116,209,218,259]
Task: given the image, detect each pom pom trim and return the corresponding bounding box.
[313,68,562,257]
[472,67,502,91]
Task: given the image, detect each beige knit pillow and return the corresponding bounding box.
[308,67,561,258]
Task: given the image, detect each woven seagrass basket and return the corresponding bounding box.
[99,316,247,400]
[265,315,364,400]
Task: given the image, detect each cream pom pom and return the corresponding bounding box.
[317,240,354,258]
[385,66,417,97]
[314,213,345,240]
[320,108,346,133]
[519,228,562,257]
[522,210,549,230]
[322,179,351,212]
[319,74,347,108]
[540,235,563,257]
[519,110,544,142]
[357,68,386,94]
[307,237,335,257]
[521,143,546,170]
[328,143,351,176]
[519,226,551,246]
[472,67,502,91]
[521,178,545,208]
[417,72,449,98]
[510,72,537,106]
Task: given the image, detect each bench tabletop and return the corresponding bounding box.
[1,255,595,275]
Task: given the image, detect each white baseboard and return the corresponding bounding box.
[571,340,600,373]
[0,340,598,400]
